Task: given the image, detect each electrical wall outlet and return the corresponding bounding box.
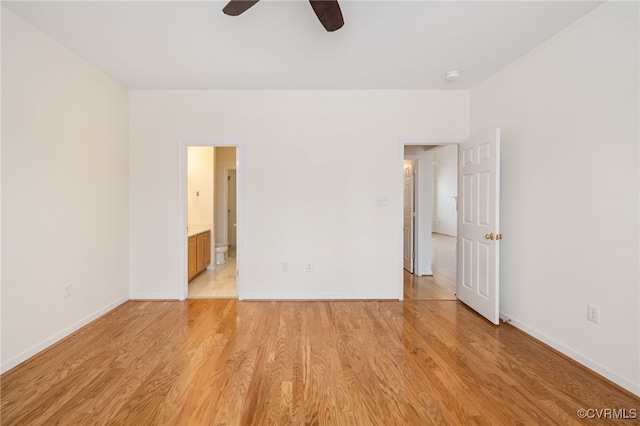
[587,304,600,324]
[306,262,313,272]
[63,283,71,298]
[282,262,289,272]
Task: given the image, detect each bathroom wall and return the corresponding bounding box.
[187,146,215,229]
[214,147,236,245]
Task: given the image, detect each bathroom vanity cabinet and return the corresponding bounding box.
[188,230,211,281]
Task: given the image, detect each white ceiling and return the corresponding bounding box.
[3,0,603,90]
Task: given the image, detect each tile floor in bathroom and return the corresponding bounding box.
[188,249,237,298]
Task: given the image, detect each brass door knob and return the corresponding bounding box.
[485,233,495,240]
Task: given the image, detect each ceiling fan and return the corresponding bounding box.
[223,0,344,32]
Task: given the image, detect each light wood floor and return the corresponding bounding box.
[404,233,457,300]
[2,300,638,425]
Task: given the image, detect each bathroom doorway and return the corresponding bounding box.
[184,144,239,299]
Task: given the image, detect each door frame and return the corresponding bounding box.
[399,139,464,299]
[223,167,237,249]
[403,158,416,273]
[178,139,243,301]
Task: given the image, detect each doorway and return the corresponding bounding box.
[182,143,240,299]
[402,143,458,301]
[227,169,237,257]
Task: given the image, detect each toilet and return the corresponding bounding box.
[215,243,229,265]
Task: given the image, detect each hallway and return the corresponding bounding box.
[404,233,457,300]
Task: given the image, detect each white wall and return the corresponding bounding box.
[129,91,469,299]
[471,2,639,395]
[187,146,215,267]
[432,145,458,237]
[187,146,214,227]
[1,10,129,371]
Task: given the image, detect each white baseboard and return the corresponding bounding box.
[1,296,129,374]
[242,292,400,300]
[500,311,640,397]
[128,293,180,300]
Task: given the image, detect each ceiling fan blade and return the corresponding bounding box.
[309,1,344,32]
[223,0,260,16]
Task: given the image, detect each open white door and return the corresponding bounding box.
[457,129,501,325]
[403,160,416,273]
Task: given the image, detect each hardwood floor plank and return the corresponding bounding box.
[2,299,638,425]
